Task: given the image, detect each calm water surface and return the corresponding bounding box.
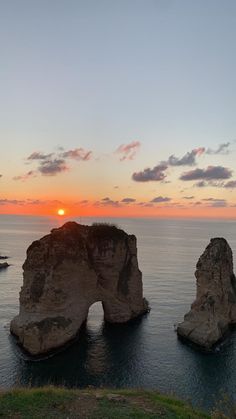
[0,215,236,411]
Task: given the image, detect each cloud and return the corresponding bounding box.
[132,146,205,183]
[183,196,194,199]
[132,164,168,182]
[38,159,69,176]
[60,148,92,161]
[121,198,136,203]
[166,148,205,166]
[13,170,36,181]
[191,198,228,207]
[208,199,228,207]
[27,151,53,160]
[194,180,227,188]
[0,199,25,206]
[74,200,89,206]
[132,141,234,186]
[206,142,231,155]
[26,199,43,205]
[137,202,154,207]
[203,198,225,202]
[17,146,93,181]
[194,198,228,208]
[96,197,121,207]
[143,203,154,207]
[180,166,232,181]
[194,181,207,187]
[151,196,171,203]
[0,198,67,207]
[224,180,236,188]
[116,141,141,161]
[211,199,228,208]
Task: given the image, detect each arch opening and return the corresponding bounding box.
[86,301,105,333]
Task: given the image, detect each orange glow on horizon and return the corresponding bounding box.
[0,201,235,220]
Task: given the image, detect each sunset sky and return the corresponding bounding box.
[1,0,236,218]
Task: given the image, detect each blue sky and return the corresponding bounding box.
[0,0,236,217]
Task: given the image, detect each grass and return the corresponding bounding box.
[92,222,119,228]
[0,386,217,419]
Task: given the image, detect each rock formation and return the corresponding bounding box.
[177,238,236,350]
[11,222,148,355]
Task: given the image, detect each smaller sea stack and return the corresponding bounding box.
[177,238,236,350]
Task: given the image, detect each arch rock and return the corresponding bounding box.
[11,222,148,355]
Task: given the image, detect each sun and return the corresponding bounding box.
[57,209,65,216]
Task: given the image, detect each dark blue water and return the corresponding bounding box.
[0,215,236,411]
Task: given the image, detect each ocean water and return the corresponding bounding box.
[0,214,236,411]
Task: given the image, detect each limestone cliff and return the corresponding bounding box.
[11,222,148,355]
[177,238,236,350]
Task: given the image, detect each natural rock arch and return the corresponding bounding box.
[11,222,148,355]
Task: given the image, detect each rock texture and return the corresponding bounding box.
[11,222,148,355]
[177,238,236,350]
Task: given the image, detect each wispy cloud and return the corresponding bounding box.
[192,198,228,207]
[121,198,136,203]
[206,142,231,155]
[151,196,171,203]
[194,181,206,187]
[78,199,89,204]
[204,198,228,207]
[224,180,236,188]
[115,141,141,161]
[60,148,92,161]
[27,152,53,160]
[95,197,122,207]
[0,198,55,206]
[13,170,36,181]
[0,199,25,206]
[166,148,205,167]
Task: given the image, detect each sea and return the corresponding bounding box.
[0,214,236,412]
